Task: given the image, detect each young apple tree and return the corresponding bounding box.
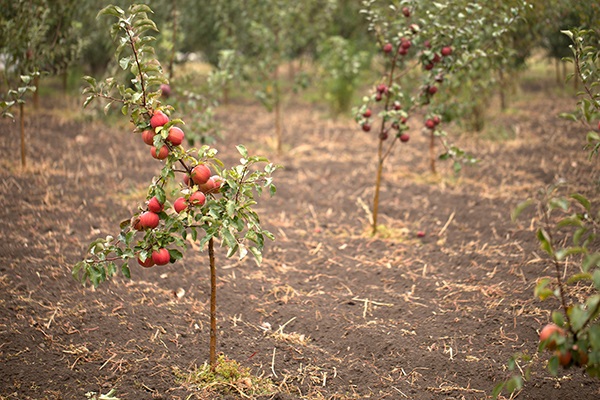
[356,0,527,235]
[497,27,600,398]
[73,4,278,369]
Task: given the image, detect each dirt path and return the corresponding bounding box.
[0,91,599,399]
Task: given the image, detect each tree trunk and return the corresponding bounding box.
[33,75,40,110]
[209,237,217,369]
[62,70,68,94]
[498,69,506,110]
[371,141,384,235]
[274,67,283,154]
[429,131,437,174]
[20,103,26,168]
[168,0,177,80]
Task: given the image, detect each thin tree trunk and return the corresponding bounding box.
[168,0,177,80]
[371,141,384,235]
[209,237,217,369]
[20,103,26,168]
[429,131,437,174]
[274,67,282,154]
[62,70,68,94]
[555,58,561,85]
[33,75,40,110]
[573,62,578,90]
[498,69,506,111]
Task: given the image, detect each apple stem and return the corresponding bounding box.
[208,236,217,370]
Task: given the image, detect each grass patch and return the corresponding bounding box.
[173,354,276,398]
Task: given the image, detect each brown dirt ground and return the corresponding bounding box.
[1,83,600,400]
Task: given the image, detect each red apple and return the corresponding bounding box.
[379,132,389,141]
[377,83,387,93]
[400,133,410,142]
[137,255,155,268]
[363,109,372,118]
[174,197,187,213]
[147,196,164,213]
[362,123,371,132]
[441,46,453,57]
[393,102,402,111]
[425,119,436,130]
[557,350,572,367]
[152,248,170,266]
[375,92,383,102]
[150,110,169,128]
[424,40,431,49]
[167,126,184,146]
[191,164,211,185]
[160,83,171,98]
[402,7,410,17]
[151,145,169,160]
[183,174,190,186]
[141,130,155,146]
[409,24,419,33]
[398,47,408,56]
[428,85,438,95]
[199,177,218,194]
[424,63,434,71]
[433,115,441,125]
[432,53,441,63]
[189,191,206,206]
[139,211,159,229]
[417,231,426,238]
[210,175,224,192]
[539,323,565,350]
[401,39,411,49]
[383,43,393,53]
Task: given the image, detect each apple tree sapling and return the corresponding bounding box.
[496,28,600,398]
[355,2,477,235]
[73,4,279,369]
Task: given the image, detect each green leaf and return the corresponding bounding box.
[555,246,587,261]
[511,199,534,222]
[97,5,125,19]
[537,228,554,256]
[168,248,184,261]
[534,278,554,300]
[119,56,131,70]
[551,311,565,327]
[571,193,591,212]
[583,253,600,272]
[566,272,592,285]
[121,264,131,279]
[249,246,263,264]
[593,270,600,291]
[548,197,569,212]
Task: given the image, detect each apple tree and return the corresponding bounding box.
[356,0,528,234]
[73,4,278,369]
[496,27,600,398]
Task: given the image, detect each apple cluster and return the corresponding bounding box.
[539,323,589,368]
[356,5,454,144]
[135,109,224,269]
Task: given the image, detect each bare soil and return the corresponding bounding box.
[1,86,599,399]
